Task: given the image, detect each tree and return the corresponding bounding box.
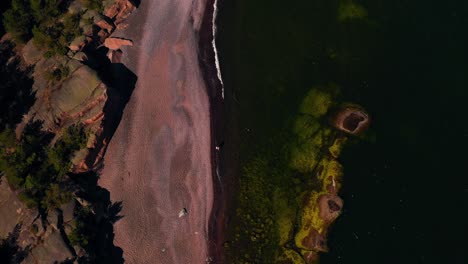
[83,0,103,11]
[42,184,72,209]
[2,0,34,42]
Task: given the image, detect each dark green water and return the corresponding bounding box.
[218,0,468,263]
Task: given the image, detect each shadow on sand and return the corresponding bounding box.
[69,171,124,264]
[66,46,138,263]
[82,46,138,171]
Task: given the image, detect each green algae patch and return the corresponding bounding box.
[338,1,368,22]
[227,85,359,263]
[276,248,306,264]
[275,189,296,246]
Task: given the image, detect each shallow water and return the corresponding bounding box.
[218,0,468,262]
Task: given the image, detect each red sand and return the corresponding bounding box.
[99,0,213,263]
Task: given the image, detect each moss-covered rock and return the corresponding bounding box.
[276,248,306,264]
[228,84,368,262]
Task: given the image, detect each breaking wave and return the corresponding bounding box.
[212,0,224,99]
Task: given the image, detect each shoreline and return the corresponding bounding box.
[197,0,227,262]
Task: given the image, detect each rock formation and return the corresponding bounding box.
[0,0,137,262]
[330,104,370,135]
[104,37,133,50]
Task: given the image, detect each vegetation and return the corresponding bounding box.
[83,0,103,11]
[46,64,71,83]
[3,0,83,56]
[68,205,94,248]
[227,86,346,263]
[220,0,376,260]
[0,122,87,211]
[64,174,124,263]
[2,0,34,42]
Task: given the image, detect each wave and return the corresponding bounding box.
[212,0,224,99]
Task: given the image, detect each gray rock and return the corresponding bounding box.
[61,200,76,224]
[47,209,59,230]
[22,40,42,65]
[24,230,74,264]
[0,179,36,238]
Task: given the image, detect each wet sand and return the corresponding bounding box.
[99,0,213,263]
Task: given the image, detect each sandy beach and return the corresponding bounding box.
[99,0,214,263]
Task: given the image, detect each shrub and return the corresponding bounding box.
[83,0,103,11]
[2,0,34,42]
[46,64,70,83]
[42,184,72,209]
[0,122,87,211]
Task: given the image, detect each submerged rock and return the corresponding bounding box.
[318,194,343,222]
[330,104,370,135]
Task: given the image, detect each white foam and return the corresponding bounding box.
[212,0,225,99]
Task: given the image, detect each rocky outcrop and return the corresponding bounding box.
[0,0,137,262]
[330,104,370,135]
[283,90,369,263]
[318,194,343,222]
[0,179,37,240]
[0,179,75,263]
[17,52,108,171]
[23,229,74,264]
[17,0,138,173]
[104,0,137,26]
[104,37,133,50]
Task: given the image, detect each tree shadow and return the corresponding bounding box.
[0,224,30,264]
[0,40,35,131]
[81,46,137,171]
[68,171,124,263]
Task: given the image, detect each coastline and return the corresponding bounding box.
[197,0,228,262]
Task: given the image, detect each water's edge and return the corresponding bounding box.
[198,0,227,261]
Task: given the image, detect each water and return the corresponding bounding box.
[217,0,468,262]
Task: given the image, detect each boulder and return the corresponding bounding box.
[46,209,60,230]
[94,14,116,33]
[72,52,88,62]
[103,37,133,50]
[69,36,87,51]
[296,227,328,253]
[104,0,136,25]
[330,104,370,135]
[22,40,42,65]
[318,194,343,222]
